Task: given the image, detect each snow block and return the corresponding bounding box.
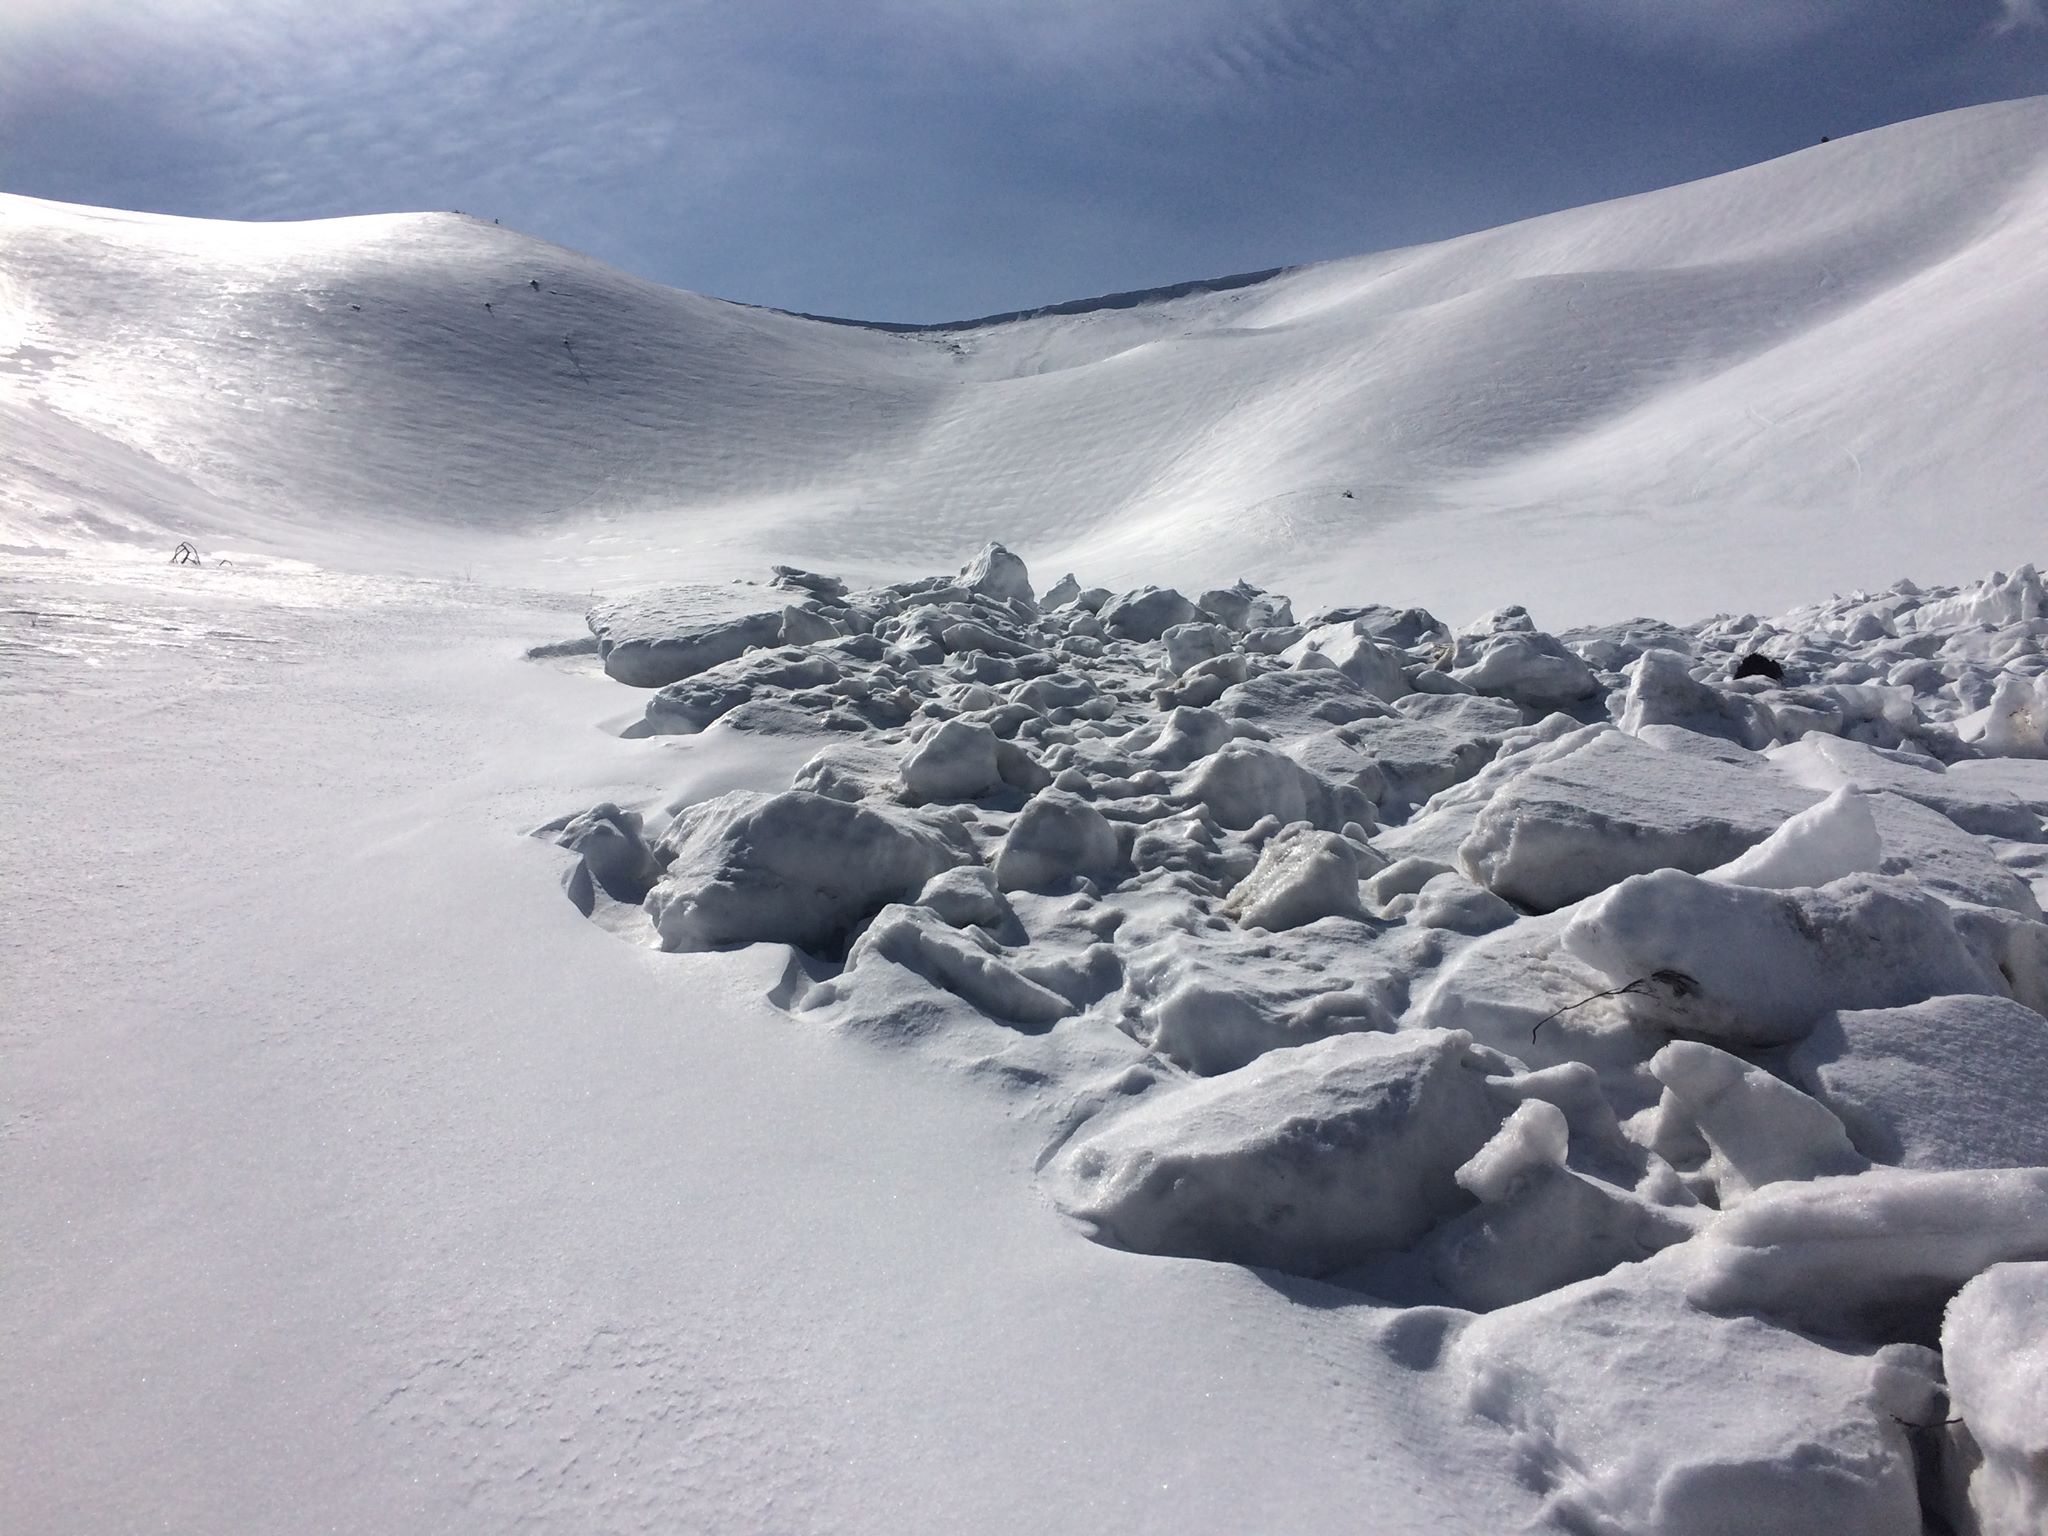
[959,541,1035,606]
[1648,1040,1865,1203]
[1787,995,2048,1170]
[1944,1262,2048,1536]
[1448,1271,1923,1535]
[1176,742,1373,833]
[993,789,1120,892]
[1562,870,2006,1047]
[1050,1029,1511,1275]
[647,790,969,952]
[594,608,783,689]
[1683,1166,2048,1342]
[1459,728,1817,910]
[1222,823,1368,932]
[1099,586,1200,642]
[900,718,1006,803]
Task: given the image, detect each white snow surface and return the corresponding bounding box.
[6,96,2048,620]
[9,97,2048,1536]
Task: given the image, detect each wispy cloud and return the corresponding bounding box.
[1994,0,2045,33]
[3,0,2045,319]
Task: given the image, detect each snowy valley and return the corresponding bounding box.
[6,97,2048,1536]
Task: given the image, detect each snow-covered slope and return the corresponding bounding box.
[4,96,2046,621]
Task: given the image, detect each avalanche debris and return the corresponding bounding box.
[540,545,2048,1531]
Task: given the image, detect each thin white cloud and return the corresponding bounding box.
[1994,0,2045,33]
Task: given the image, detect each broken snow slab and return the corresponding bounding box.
[1458,727,1819,911]
[1786,995,2048,1170]
[1943,1262,2048,1536]
[586,583,786,687]
[1049,1029,1516,1276]
[1446,1267,1926,1535]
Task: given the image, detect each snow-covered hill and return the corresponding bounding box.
[4,96,2046,621]
[10,95,2048,1536]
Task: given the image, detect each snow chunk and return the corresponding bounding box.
[1281,621,1411,702]
[647,790,968,952]
[1222,824,1368,932]
[1177,742,1373,833]
[1787,995,2048,1170]
[1973,671,2048,758]
[1648,1040,1865,1204]
[1619,647,1774,748]
[900,718,1005,803]
[1213,668,1392,741]
[993,789,1120,892]
[1456,1099,1569,1203]
[842,904,1073,1025]
[593,607,782,689]
[1685,1167,2048,1342]
[959,541,1034,606]
[1449,630,1599,710]
[1051,1029,1510,1275]
[1562,870,2006,1047]
[1771,732,2041,839]
[533,801,662,907]
[1459,728,1817,911]
[1945,1262,2048,1536]
[1448,1271,1923,1534]
[1099,586,1199,642]
[1703,786,1882,889]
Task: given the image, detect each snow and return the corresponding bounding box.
[1049,1029,1515,1275]
[1788,996,2048,1170]
[9,96,2048,1535]
[1943,1262,2048,1536]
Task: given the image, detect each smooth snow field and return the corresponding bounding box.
[6,98,2048,1536]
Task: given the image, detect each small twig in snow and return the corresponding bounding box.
[1531,969,1700,1041]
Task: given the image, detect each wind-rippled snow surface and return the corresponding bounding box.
[544,547,2048,1535]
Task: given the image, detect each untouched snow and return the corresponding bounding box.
[8,97,2048,1536]
[5,97,2048,620]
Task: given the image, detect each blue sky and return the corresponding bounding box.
[3,1,2044,321]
